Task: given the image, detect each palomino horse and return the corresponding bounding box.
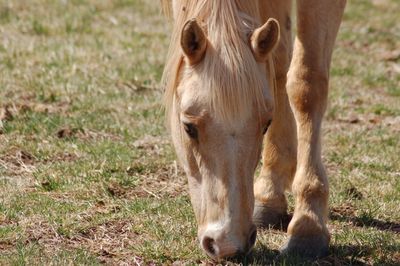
[161,0,346,259]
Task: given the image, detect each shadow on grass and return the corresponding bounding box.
[330,212,400,234]
[228,243,399,266]
[225,209,399,265]
[260,209,399,234]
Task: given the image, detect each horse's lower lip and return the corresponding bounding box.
[249,225,257,247]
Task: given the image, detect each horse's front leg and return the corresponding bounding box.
[282,0,346,258]
[253,0,297,229]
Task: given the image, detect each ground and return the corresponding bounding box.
[0,0,399,265]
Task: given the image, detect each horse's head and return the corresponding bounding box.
[166,11,279,259]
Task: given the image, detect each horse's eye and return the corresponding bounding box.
[183,122,198,139]
[263,120,272,135]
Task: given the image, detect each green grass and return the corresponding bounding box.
[0,0,399,265]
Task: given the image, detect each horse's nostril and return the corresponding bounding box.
[249,227,257,248]
[202,236,218,256]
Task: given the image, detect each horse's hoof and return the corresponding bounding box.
[253,203,288,229]
[280,235,329,260]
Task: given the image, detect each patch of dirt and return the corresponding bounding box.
[0,99,71,134]
[69,219,142,264]
[116,162,187,199]
[116,79,159,94]
[134,163,187,197]
[0,148,35,166]
[56,127,81,139]
[24,218,64,249]
[0,148,37,177]
[317,245,373,266]
[91,200,121,215]
[326,113,400,137]
[32,101,70,114]
[0,106,14,122]
[0,214,16,254]
[383,116,400,132]
[21,216,147,265]
[47,151,79,163]
[133,135,170,156]
[372,0,392,7]
[119,136,189,199]
[380,49,400,62]
[0,241,15,254]
[0,148,40,199]
[330,203,400,233]
[0,214,15,226]
[335,113,398,125]
[344,186,363,200]
[1,100,70,118]
[133,256,158,266]
[330,203,357,218]
[106,182,127,198]
[56,126,121,141]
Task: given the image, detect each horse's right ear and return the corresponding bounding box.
[250,18,280,62]
[180,19,207,65]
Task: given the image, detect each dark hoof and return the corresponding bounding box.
[280,235,329,260]
[253,204,289,230]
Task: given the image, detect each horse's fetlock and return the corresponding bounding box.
[294,179,328,201]
[288,210,329,238]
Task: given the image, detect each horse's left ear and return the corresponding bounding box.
[181,19,207,65]
[250,18,280,62]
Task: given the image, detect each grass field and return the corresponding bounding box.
[0,0,399,265]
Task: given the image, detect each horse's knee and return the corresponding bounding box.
[287,69,329,115]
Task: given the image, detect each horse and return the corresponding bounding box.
[161,0,346,260]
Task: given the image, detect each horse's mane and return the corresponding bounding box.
[161,0,276,124]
